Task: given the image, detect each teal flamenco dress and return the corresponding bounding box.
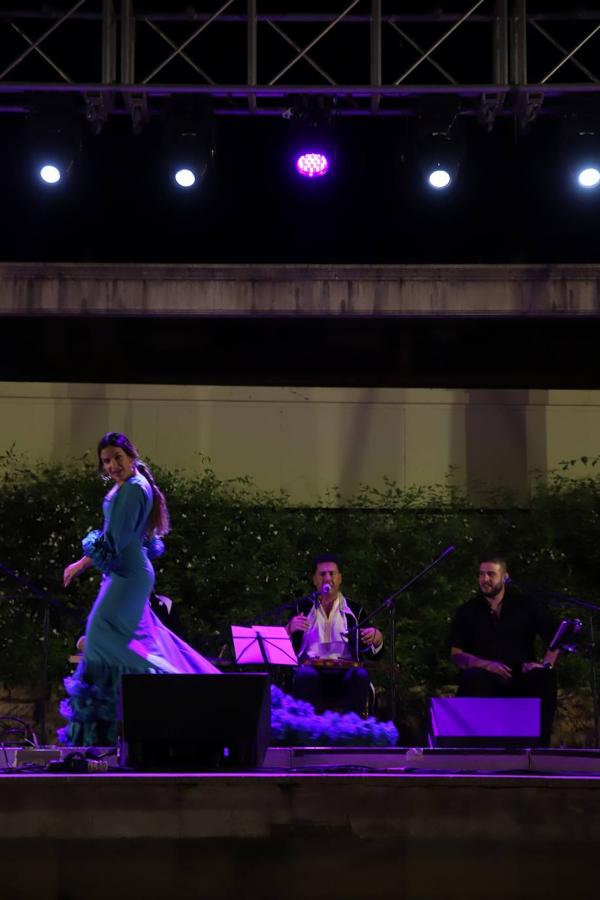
[59,472,219,746]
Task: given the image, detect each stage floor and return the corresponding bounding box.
[2,747,600,900]
[5,743,600,775]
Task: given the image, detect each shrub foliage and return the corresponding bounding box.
[1,449,598,742]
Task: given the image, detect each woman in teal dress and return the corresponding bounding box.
[59,432,219,746]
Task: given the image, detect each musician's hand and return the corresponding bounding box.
[521,661,544,673]
[483,660,513,680]
[288,613,310,634]
[63,561,83,588]
[360,627,381,647]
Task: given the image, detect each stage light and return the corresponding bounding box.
[174,167,197,188]
[577,166,600,189]
[165,107,215,191]
[169,136,212,189]
[565,127,600,191]
[294,151,330,179]
[39,164,62,185]
[288,103,335,180]
[428,168,452,190]
[35,150,73,186]
[420,132,461,191]
[30,114,80,188]
[34,145,74,187]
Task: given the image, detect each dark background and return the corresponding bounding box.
[1,113,598,267]
[3,6,600,390]
[3,110,600,390]
[1,315,599,388]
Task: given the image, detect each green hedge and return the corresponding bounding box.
[1,449,599,742]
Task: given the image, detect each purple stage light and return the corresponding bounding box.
[295,152,330,178]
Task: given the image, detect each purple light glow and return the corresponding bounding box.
[295,152,330,178]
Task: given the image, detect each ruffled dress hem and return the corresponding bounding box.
[59,657,156,747]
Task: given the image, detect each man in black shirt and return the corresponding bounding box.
[449,555,559,746]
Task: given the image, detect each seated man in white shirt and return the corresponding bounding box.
[286,554,383,715]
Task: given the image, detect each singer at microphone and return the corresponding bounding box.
[448,553,560,746]
[285,553,384,716]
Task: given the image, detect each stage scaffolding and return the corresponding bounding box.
[1,2,600,128]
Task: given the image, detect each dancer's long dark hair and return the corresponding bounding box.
[97,432,170,537]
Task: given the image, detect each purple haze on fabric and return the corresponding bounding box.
[270,685,398,746]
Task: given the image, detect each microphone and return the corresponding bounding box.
[549,619,571,652]
[311,582,332,606]
[310,582,334,608]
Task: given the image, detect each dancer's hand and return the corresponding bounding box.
[521,661,544,673]
[64,556,92,587]
[64,561,83,587]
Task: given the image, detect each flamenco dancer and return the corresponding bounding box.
[59,432,219,746]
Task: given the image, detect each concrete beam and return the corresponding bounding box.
[2,262,600,317]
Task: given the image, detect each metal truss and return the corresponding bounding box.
[1,2,600,125]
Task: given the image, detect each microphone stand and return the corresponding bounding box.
[0,560,74,747]
[588,616,599,750]
[262,591,320,623]
[357,545,455,723]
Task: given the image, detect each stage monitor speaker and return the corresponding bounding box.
[121,673,271,771]
[429,697,541,748]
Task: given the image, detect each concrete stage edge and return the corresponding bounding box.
[1,747,600,900]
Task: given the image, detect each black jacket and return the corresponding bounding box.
[449,587,557,671]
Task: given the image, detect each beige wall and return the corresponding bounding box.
[0,382,598,504]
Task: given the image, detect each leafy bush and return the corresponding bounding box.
[0,449,598,743]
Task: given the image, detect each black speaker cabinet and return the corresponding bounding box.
[121,673,271,771]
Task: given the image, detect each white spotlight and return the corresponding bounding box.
[166,112,215,192]
[39,164,62,184]
[420,131,461,191]
[174,168,196,188]
[577,167,600,189]
[428,169,452,189]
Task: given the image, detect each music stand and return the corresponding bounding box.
[232,625,298,667]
